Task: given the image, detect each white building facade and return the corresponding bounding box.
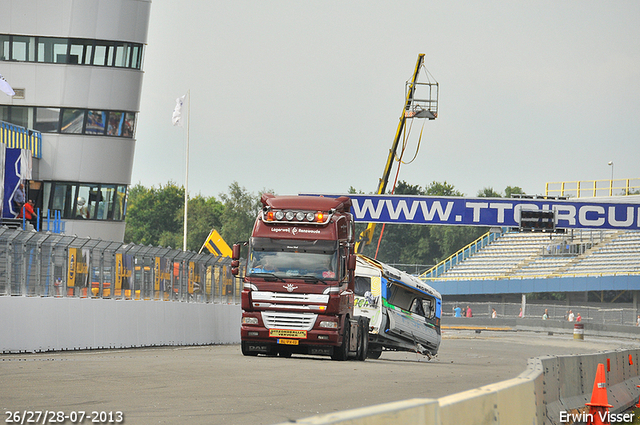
[0,0,151,241]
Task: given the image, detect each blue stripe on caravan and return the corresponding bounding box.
[206,240,223,256]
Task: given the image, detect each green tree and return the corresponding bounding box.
[124,182,226,252]
[424,181,462,197]
[124,182,184,246]
[186,194,225,252]
[477,187,502,198]
[505,186,525,198]
[219,182,263,247]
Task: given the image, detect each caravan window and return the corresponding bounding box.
[387,282,436,319]
[354,276,371,297]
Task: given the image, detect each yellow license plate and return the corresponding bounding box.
[277,338,299,345]
[269,329,307,339]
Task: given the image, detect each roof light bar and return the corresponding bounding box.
[262,209,331,225]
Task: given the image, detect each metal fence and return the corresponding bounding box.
[443,301,638,326]
[0,227,241,303]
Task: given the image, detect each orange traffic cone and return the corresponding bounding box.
[585,363,613,425]
[636,385,640,409]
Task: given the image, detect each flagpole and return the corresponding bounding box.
[183,89,190,251]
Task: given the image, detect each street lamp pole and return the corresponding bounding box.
[608,161,614,196]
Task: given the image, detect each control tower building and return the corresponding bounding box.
[0,0,151,241]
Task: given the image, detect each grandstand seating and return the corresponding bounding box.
[436,229,640,279]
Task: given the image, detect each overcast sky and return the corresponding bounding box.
[133,1,640,200]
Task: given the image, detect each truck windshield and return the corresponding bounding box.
[247,237,339,281]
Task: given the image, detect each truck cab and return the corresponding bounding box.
[235,194,368,360]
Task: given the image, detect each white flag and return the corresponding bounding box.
[172,95,186,126]
[0,74,15,97]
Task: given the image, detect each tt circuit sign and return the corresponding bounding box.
[317,195,640,231]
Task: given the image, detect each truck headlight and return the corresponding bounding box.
[242,317,259,325]
[319,321,338,329]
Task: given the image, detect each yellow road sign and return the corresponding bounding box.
[202,229,232,257]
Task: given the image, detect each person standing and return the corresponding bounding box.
[18,199,37,229]
[466,305,473,318]
[568,310,575,322]
[453,306,462,318]
[12,182,25,216]
[542,309,549,320]
[491,308,497,319]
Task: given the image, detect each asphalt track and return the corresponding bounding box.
[1,330,638,425]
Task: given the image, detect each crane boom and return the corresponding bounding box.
[355,53,437,253]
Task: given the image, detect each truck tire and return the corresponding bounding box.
[331,323,350,361]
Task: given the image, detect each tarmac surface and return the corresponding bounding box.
[1,330,638,425]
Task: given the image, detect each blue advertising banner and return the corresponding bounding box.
[3,148,22,218]
[307,194,640,231]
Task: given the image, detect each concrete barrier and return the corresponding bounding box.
[0,296,241,353]
[274,348,640,425]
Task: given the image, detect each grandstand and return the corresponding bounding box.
[426,229,640,281]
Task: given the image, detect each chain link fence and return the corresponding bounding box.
[0,227,241,304]
[442,301,638,326]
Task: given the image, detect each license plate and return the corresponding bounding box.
[277,338,299,345]
[269,329,307,339]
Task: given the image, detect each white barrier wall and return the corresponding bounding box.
[0,297,241,353]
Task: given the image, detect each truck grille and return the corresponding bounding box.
[252,291,328,303]
[261,311,318,331]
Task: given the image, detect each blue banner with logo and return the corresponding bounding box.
[3,148,23,218]
[305,194,640,230]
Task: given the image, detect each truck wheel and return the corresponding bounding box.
[331,323,350,361]
[241,341,258,356]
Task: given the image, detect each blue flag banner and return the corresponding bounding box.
[303,194,640,231]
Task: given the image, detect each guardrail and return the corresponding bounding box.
[0,120,42,158]
[546,178,640,198]
[420,230,499,279]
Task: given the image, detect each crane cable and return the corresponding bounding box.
[374,115,428,259]
[374,124,409,259]
[395,114,426,165]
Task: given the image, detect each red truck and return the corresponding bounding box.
[232,194,369,360]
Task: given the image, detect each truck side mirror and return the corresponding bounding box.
[347,254,357,271]
[232,244,241,261]
[231,244,242,276]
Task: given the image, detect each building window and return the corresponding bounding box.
[61,109,85,134]
[86,110,106,135]
[0,34,143,70]
[0,34,9,61]
[2,106,136,138]
[107,112,123,136]
[123,113,135,137]
[11,36,36,62]
[44,182,127,221]
[34,107,60,133]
